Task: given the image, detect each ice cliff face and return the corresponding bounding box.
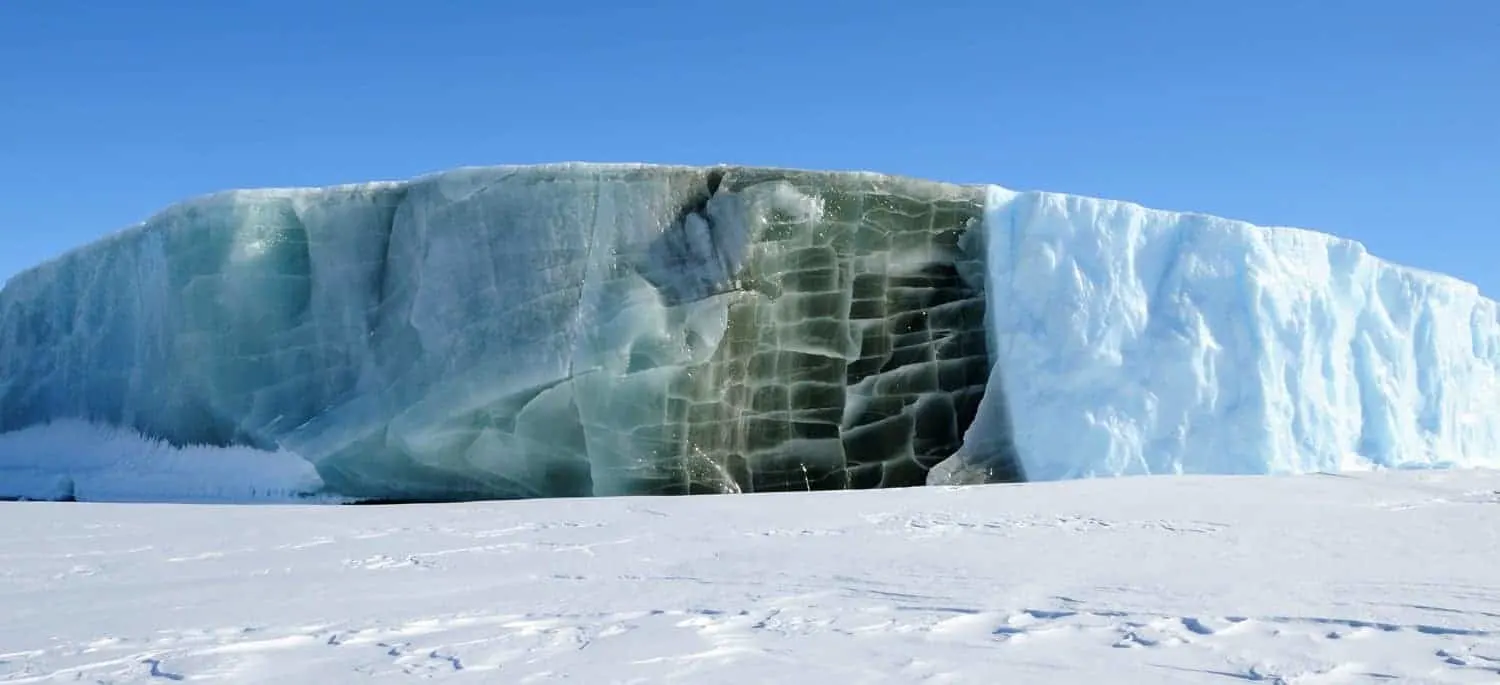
[0,165,1002,500]
[936,187,1500,484]
[1,164,1496,502]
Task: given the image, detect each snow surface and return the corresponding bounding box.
[0,420,326,503]
[4,469,1500,683]
[938,186,1500,483]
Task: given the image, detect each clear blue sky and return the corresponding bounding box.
[2,1,1496,293]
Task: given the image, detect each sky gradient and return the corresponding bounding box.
[2,1,1497,293]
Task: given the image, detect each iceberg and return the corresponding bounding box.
[935,187,1500,484]
[1,164,1496,502]
[0,165,1002,500]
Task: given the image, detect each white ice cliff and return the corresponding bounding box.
[936,187,1500,485]
[1,164,1496,502]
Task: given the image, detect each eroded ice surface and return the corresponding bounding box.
[932,186,1500,484]
[1,165,1002,500]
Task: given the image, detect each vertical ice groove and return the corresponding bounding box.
[938,184,1500,483]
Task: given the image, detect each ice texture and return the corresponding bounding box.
[0,165,1001,500]
[931,186,1500,484]
[3,165,1498,502]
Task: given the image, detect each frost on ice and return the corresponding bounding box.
[1,164,1498,502]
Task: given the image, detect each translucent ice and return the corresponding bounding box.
[1,165,999,500]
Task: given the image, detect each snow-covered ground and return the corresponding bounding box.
[5,470,1500,683]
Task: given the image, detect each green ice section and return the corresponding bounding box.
[0,165,1020,500]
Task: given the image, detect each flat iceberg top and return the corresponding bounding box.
[9,163,1481,297]
[1003,187,1488,295]
[5,164,973,289]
